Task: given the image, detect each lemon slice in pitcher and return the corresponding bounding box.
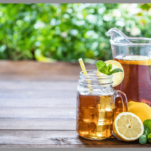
[113,112,144,142]
[97,60,124,87]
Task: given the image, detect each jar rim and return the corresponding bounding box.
[80,69,113,79]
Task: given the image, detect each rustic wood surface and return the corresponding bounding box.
[0,61,150,148]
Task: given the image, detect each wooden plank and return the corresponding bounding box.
[0,98,76,108]
[0,61,95,81]
[0,90,76,100]
[0,81,77,108]
[0,130,150,148]
[0,119,76,130]
[0,82,77,98]
[0,107,76,119]
[0,144,151,148]
[0,81,78,90]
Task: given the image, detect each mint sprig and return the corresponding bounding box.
[96,60,123,75]
[139,126,151,145]
[139,135,147,145]
[144,126,150,136]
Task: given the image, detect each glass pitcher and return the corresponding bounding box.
[76,70,128,140]
[108,28,151,106]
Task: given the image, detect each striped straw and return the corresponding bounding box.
[78,58,92,91]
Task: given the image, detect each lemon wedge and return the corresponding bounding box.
[113,112,144,142]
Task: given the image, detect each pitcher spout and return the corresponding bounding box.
[108,28,130,43]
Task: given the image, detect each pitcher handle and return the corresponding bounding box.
[115,90,128,112]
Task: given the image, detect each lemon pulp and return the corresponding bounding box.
[113,112,144,142]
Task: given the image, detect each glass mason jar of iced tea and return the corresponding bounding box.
[76,70,128,140]
[108,28,151,106]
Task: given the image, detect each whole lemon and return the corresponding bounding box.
[128,101,151,122]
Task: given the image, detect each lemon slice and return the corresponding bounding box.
[113,112,144,142]
[106,60,124,87]
[97,60,124,87]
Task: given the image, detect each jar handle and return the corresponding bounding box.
[112,90,128,139]
[115,90,128,112]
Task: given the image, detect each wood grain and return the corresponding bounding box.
[0,130,150,148]
[0,119,76,130]
[0,98,76,108]
[0,61,95,81]
[0,81,77,99]
[0,144,151,148]
[0,107,76,119]
[0,81,77,108]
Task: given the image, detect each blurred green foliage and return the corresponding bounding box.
[0,3,151,62]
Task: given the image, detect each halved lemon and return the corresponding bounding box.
[113,112,144,142]
[97,60,124,87]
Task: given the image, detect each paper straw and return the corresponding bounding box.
[78,58,92,91]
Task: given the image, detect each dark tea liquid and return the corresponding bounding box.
[114,56,151,106]
[76,93,114,140]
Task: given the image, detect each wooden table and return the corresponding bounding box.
[0,61,150,148]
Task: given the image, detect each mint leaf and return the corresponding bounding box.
[148,133,151,143]
[139,135,147,145]
[96,60,123,75]
[108,68,123,75]
[96,61,108,75]
[107,64,112,72]
[144,126,150,136]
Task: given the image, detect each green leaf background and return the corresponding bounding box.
[0,3,151,62]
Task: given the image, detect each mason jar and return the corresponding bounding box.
[76,70,128,140]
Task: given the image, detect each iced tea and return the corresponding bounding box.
[76,93,114,140]
[114,55,151,106]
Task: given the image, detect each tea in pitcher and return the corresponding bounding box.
[114,55,151,106]
[108,28,151,106]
